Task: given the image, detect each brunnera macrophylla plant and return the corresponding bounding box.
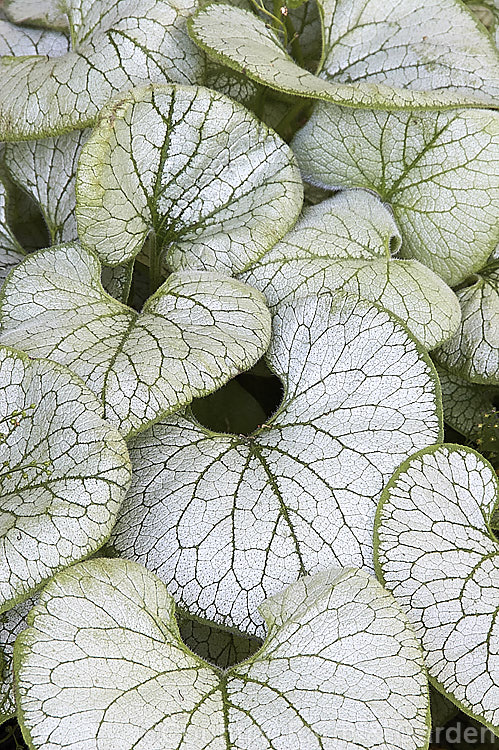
[0,0,498,747]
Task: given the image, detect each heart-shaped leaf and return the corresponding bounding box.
[435,363,498,442]
[109,292,441,635]
[14,558,430,750]
[292,106,499,287]
[76,83,303,274]
[0,0,205,140]
[241,191,461,350]
[4,130,88,245]
[374,443,499,731]
[188,1,499,110]
[433,264,499,384]
[0,243,271,437]
[0,345,131,613]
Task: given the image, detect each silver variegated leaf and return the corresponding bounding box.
[0,0,205,140]
[0,595,34,723]
[109,292,441,635]
[241,191,461,350]
[292,106,499,287]
[188,0,499,110]
[0,345,131,613]
[14,558,431,750]
[434,363,498,441]
[3,0,70,32]
[0,243,271,437]
[375,444,499,732]
[4,129,88,244]
[76,83,303,274]
[434,265,499,384]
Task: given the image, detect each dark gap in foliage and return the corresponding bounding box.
[430,713,499,749]
[191,358,284,435]
[0,718,27,749]
[127,259,152,311]
[176,613,262,669]
[6,185,50,252]
[389,234,401,256]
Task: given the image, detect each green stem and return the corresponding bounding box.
[285,14,304,67]
[147,231,161,295]
[274,98,311,142]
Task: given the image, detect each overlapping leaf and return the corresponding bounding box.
[0,243,271,437]
[0,0,205,140]
[76,84,303,274]
[110,292,441,635]
[292,106,499,287]
[0,17,69,55]
[4,130,88,244]
[242,191,461,350]
[188,0,499,110]
[0,596,34,723]
[0,346,131,613]
[0,169,24,284]
[435,363,498,441]
[434,258,499,384]
[14,558,430,750]
[375,444,499,731]
[3,0,70,32]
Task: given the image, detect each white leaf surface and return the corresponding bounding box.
[0,243,272,438]
[0,346,131,612]
[3,0,70,32]
[187,1,499,110]
[0,0,205,140]
[76,84,303,274]
[0,18,69,55]
[4,129,88,244]
[292,106,499,286]
[435,363,498,441]
[374,444,499,731]
[110,292,441,635]
[434,267,499,384]
[0,595,34,722]
[15,558,430,750]
[241,192,461,350]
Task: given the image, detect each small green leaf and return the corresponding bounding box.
[434,266,499,384]
[0,345,131,613]
[292,106,499,286]
[188,1,499,110]
[14,558,431,750]
[0,0,205,140]
[76,83,303,274]
[242,191,461,349]
[4,129,88,244]
[109,292,441,634]
[0,243,272,438]
[374,443,499,731]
